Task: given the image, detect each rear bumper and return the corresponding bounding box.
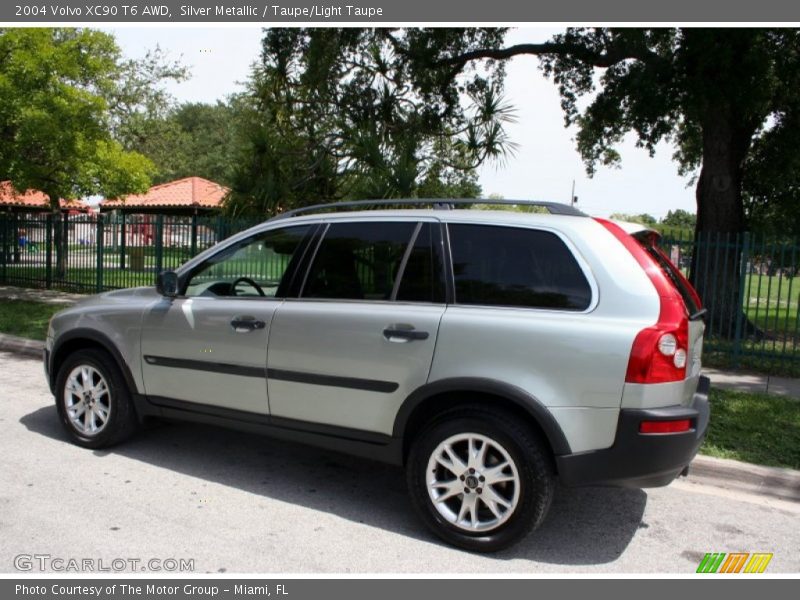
[556,375,710,488]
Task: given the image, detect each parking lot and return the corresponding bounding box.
[1,350,798,574]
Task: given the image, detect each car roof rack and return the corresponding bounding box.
[272,198,586,220]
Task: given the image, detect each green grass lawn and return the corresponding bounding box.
[0,299,63,341]
[703,336,800,378]
[701,388,800,470]
[745,273,799,303]
[3,266,157,292]
[744,274,799,335]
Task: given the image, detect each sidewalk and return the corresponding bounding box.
[0,285,83,305]
[703,367,800,399]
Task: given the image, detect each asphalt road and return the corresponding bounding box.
[1,351,798,574]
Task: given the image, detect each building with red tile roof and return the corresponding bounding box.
[0,181,91,214]
[100,176,230,214]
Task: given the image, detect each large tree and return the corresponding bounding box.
[368,27,799,336]
[661,209,697,231]
[224,29,508,216]
[123,101,240,186]
[0,28,184,275]
[742,99,800,236]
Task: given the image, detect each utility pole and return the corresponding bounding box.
[570,180,578,207]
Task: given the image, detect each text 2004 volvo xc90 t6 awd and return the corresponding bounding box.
[45,199,709,552]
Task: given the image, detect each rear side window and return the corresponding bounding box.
[448,224,592,310]
[302,221,416,300]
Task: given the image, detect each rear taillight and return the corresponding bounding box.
[639,419,692,434]
[624,298,689,383]
[596,218,690,384]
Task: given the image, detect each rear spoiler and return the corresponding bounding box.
[607,221,705,320]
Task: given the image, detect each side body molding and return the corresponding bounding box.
[392,377,572,456]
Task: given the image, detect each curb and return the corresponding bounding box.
[687,455,800,504]
[0,334,45,360]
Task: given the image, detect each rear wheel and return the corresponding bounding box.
[54,349,138,449]
[407,406,554,552]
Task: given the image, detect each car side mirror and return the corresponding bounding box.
[156,271,179,297]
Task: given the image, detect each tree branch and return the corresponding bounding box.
[438,41,660,69]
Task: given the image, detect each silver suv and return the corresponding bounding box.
[44,200,710,552]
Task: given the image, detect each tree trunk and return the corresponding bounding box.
[49,194,68,280]
[690,111,754,340]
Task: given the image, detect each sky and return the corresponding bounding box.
[107,26,698,219]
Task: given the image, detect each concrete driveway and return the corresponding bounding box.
[1,351,798,574]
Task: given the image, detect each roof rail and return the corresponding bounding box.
[271,198,586,220]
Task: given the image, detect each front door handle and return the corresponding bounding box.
[231,315,266,333]
[383,325,429,342]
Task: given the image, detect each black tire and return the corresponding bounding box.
[406,405,555,552]
[54,348,139,449]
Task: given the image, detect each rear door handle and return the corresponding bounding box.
[231,315,266,332]
[383,326,429,342]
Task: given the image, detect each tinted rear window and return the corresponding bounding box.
[448,224,592,310]
[639,238,702,316]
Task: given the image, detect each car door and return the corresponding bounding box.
[267,219,447,435]
[140,223,313,414]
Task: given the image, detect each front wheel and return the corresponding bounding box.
[54,348,138,449]
[406,407,555,552]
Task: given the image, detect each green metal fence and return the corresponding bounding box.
[0,212,261,294]
[1,213,798,374]
[658,231,799,375]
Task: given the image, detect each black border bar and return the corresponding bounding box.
[3,1,800,22]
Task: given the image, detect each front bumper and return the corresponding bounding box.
[556,375,710,488]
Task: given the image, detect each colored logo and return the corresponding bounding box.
[696,552,773,573]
